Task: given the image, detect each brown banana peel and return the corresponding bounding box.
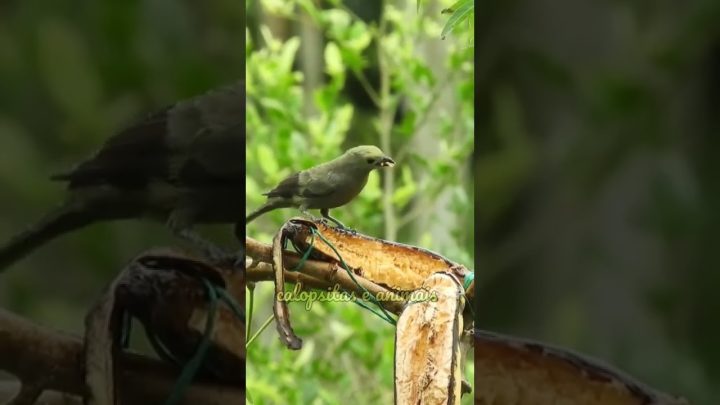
[267,218,474,350]
[285,218,473,296]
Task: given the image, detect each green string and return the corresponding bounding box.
[310,227,396,325]
[463,272,474,290]
[120,311,132,349]
[167,281,245,404]
[290,229,316,272]
[246,314,275,348]
[163,278,218,405]
[162,279,245,404]
[461,272,476,321]
[119,273,243,404]
[217,287,245,323]
[147,327,182,366]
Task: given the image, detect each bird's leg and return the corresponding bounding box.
[299,206,320,222]
[167,210,233,266]
[320,208,349,230]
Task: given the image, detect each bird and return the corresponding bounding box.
[0,81,245,271]
[246,145,395,228]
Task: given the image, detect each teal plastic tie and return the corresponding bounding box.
[463,271,474,290]
[163,278,219,405]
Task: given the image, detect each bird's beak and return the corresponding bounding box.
[377,156,395,167]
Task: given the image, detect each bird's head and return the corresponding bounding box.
[344,145,395,170]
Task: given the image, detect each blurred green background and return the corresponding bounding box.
[476,1,720,403]
[245,0,473,404]
[0,0,244,388]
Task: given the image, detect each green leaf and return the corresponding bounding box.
[324,41,344,76]
[441,0,474,39]
[259,97,289,120]
[345,21,372,52]
[278,37,301,74]
[261,0,295,16]
[322,9,351,31]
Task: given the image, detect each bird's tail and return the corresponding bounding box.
[0,200,97,271]
[246,202,282,224]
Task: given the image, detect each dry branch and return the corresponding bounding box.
[245,236,407,314]
[0,308,244,404]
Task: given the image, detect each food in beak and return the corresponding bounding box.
[378,157,395,167]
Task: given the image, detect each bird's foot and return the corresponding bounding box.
[343,226,358,234]
[321,219,357,234]
[321,217,356,233]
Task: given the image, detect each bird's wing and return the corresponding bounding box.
[51,108,172,188]
[168,123,245,187]
[52,82,245,190]
[263,172,302,199]
[301,169,339,197]
[263,170,336,199]
[166,83,244,187]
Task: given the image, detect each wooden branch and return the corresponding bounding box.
[0,308,244,404]
[245,237,407,314]
[246,261,336,291]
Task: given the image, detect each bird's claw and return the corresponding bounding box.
[335,223,356,233]
[320,219,356,233]
[343,226,358,234]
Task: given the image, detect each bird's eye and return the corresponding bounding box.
[366,158,375,164]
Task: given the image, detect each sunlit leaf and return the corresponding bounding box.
[441,0,474,39]
[324,41,344,76]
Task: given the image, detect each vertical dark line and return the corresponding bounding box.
[473,1,481,401]
[240,0,249,401]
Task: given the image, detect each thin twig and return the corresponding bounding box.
[351,68,382,107]
[376,9,400,241]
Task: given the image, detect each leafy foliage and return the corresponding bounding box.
[418,0,475,43]
[440,0,475,41]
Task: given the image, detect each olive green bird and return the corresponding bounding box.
[246,145,395,228]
